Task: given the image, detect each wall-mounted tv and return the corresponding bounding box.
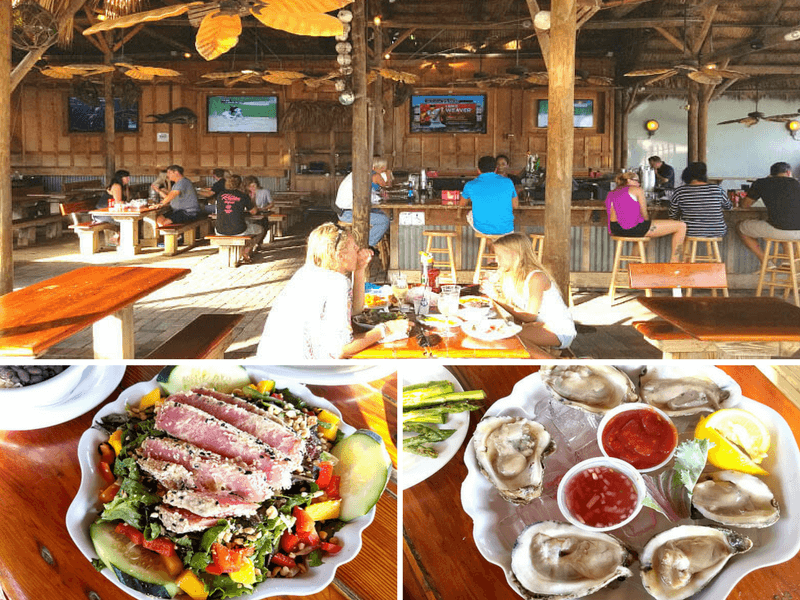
[536,99,594,128]
[68,97,139,133]
[410,94,487,134]
[207,95,278,133]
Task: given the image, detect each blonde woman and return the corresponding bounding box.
[605,171,686,262]
[256,223,409,359]
[481,233,576,357]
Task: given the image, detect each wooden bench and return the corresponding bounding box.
[207,235,256,267]
[159,217,211,256]
[629,262,728,358]
[12,215,65,246]
[59,198,116,255]
[147,313,244,359]
[63,179,103,193]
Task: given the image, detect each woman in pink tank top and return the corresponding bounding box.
[605,171,686,262]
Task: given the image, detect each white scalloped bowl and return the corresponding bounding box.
[66,367,386,600]
[0,365,86,408]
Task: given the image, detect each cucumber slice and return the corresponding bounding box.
[90,521,180,598]
[331,430,392,522]
[156,365,252,395]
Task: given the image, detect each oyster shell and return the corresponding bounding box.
[540,365,637,414]
[639,372,729,417]
[640,525,753,600]
[692,470,780,528]
[511,521,633,600]
[473,416,555,504]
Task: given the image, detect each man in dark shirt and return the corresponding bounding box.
[649,156,675,189]
[215,174,263,262]
[738,161,800,263]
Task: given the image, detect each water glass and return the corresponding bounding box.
[439,285,461,318]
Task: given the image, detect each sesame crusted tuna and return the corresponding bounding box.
[138,437,273,502]
[163,490,261,518]
[171,391,303,463]
[156,505,222,534]
[154,400,293,489]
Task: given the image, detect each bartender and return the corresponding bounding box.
[648,156,675,190]
[496,154,523,193]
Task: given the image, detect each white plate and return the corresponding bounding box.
[462,319,522,341]
[66,367,383,600]
[0,365,125,431]
[401,365,470,490]
[241,364,398,386]
[461,366,800,600]
[417,314,463,329]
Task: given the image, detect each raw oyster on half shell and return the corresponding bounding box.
[640,525,752,600]
[692,470,780,528]
[473,416,555,504]
[511,521,634,600]
[639,372,729,417]
[540,365,637,414]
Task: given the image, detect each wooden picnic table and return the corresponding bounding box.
[0,266,189,359]
[403,365,800,600]
[0,365,397,600]
[90,205,164,256]
[637,296,800,358]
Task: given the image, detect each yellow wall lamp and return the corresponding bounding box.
[645,119,660,138]
[788,120,800,140]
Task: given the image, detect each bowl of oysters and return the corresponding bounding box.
[461,364,800,600]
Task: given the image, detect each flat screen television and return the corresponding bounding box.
[68,97,139,133]
[536,99,594,128]
[410,94,487,134]
[207,95,278,133]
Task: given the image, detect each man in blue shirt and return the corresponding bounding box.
[460,155,518,234]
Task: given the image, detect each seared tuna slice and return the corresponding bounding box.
[171,391,303,463]
[138,437,273,502]
[154,401,293,489]
[163,490,260,518]
[156,505,221,534]
[194,387,317,437]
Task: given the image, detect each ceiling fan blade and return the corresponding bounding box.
[625,68,673,77]
[643,69,678,85]
[584,75,613,86]
[267,0,353,14]
[195,11,242,61]
[83,2,203,35]
[40,64,116,79]
[688,70,723,84]
[265,70,306,80]
[250,6,344,37]
[119,65,182,80]
[763,113,800,122]
[374,68,418,84]
[201,71,248,80]
[713,68,748,79]
[40,66,76,79]
[525,72,549,85]
[717,118,747,125]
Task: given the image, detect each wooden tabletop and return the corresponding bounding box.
[403,365,800,600]
[638,296,800,341]
[90,205,162,217]
[0,266,189,356]
[0,366,397,600]
[351,325,531,358]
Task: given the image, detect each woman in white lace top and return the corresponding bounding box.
[256,223,408,359]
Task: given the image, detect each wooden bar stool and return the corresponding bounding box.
[683,236,728,297]
[473,232,501,284]
[608,236,651,300]
[529,233,544,261]
[376,232,390,273]
[423,230,458,283]
[756,238,800,306]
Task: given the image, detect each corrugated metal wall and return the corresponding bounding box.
[41,175,289,193]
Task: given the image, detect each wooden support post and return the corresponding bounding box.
[545,0,577,297]
[104,49,116,183]
[698,85,714,164]
[0,1,12,294]
[688,82,700,163]
[372,25,385,158]
[352,0,370,249]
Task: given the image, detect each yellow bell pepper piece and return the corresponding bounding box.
[108,429,123,456]
[245,384,258,392]
[176,570,208,600]
[317,409,340,441]
[305,499,342,521]
[139,388,162,410]
[257,380,275,394]
[229,557,257,586]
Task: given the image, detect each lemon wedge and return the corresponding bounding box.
[694,408,771,475]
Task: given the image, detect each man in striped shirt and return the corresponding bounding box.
[738,162,800,263]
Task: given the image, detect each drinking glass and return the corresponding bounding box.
[437,285,461,336]
[392,274,409,305]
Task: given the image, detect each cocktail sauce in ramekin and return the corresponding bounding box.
[598,404,678,472]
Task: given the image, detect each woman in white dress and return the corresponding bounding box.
[481,233,576,357]
[256,223,409,359]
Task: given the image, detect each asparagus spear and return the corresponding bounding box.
[402,381,454,408]
[403,444,438,458]
[404,413,448,424]
[403,423,456,443]
[403,388,487,410]
[402,401,483,423]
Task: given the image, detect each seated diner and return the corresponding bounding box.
[669,162,731,238]
[155,165,201,226]
[605,171,686,262]
[256,223,409,359]
[215,174,264,263]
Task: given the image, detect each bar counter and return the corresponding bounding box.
[379,202,768,289]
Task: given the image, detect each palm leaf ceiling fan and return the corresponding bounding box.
[83,0,353,61]
[39,62,182,80]
[625,62,748,86]
[717,90,795,127]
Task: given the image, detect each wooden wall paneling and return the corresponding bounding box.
[437,136,457,171]
[250,135,265,169]
[233,136,248,168]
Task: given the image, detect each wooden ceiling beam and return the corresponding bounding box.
[708,22,800,64]
[691,3,717,56]
[112,24,145,53]
[376,17,703,30]
[384,28,416,55]
[526,0,550,70]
